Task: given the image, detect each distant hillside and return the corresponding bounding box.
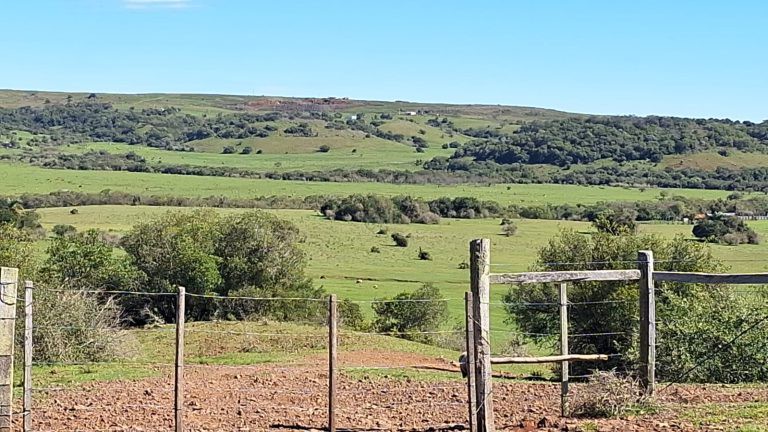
[2,89,768,191]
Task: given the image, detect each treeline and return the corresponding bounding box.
[319,195,504,224]
[8,190,768,225]
[451,116,768,167]
[0,102,293,150]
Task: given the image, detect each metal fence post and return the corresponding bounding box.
[175,286,186,432]
[470,239,494,432]
[638,251,655,395]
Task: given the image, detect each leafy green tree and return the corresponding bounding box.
[692,214,759,245]
[592,209,637,235]
[503,229,721,375]
[44,229,139,292]
[372,283,448,343]
[52,224,77,237]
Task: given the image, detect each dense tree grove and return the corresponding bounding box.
[451,116,768,167]
[692,214,759,245]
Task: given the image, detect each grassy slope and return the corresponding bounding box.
[35,206,768,347]
[0,161,733,203]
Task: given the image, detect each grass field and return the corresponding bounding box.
[661,150,768,171]
[1,162,734,204]
[34,206,768,352]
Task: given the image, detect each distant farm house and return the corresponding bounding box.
[404,111,418,116]
[349,115,358,121]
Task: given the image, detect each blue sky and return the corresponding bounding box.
[2,0,767,120]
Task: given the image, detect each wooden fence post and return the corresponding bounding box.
[328,294,337,432]
[470,239,494,432]
[0,267,18,432]
[23,281,33,432]
[175,286,186,432]
[559,282,569,417]
[464,292,477,432]
[638,251,655,395]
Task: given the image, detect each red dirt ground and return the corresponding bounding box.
[19,350,768,432]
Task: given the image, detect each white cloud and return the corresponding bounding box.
[122,0,193,9]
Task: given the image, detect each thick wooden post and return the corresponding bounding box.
[0,267,18,432]
[174,286,186,432]
[559,282,569,417]
[638,251,655,395]
[464,292,477,432]
[470,239,494,432]
[23,281,33,432]
[328,294,337,432]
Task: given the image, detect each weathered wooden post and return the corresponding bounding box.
[638,251,655,395]
[469,239,494,432]
[23,281,33,432]
[175,286,186,432]
[559,282,569,417]
[328,294,337,432]
[0,267,18,432]
[464,292,477,432]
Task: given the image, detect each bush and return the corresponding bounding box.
[503,229,721,376]
[318,144,331,153]
[52,224,77,237]
[418,248,432,260]
[120,210,323,323]
[338,299,366,330]
[222,146,236,154]
[372,283,448,343]
[70,208,79,214]
[376,227,388,235]
[457,261,469,270]
[571,371,652,418]
[693,215,759,245]
[592,209,637,235]
[240,146,253,154]
[370,246,380,253]
[28,285,125,363]
[391,233,408,247]
[501,222,517,237]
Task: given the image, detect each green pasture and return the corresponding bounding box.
[0,162,733,204]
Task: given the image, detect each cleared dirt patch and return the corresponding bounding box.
[20,351,768,431]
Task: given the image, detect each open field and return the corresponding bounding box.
[0,162,734,203]
[34,206,768,350]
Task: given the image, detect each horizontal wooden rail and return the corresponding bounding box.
[654,271,768,284]
[490,354,609,364]
[490,270,641,285]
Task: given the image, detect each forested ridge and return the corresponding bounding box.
[3,97,768,191]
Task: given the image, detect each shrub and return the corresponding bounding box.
[503,229,721,376]
[571,371,652,418]
[240,146,253,154]
[372,283,448,343]
[70,208,79,214]
[318,144,331,153]
[693,214,759,245]
[256,149,263,154]
[222,146,236,154]
[370,246,380,253]
[391,233,408,247]
[457,261,469,270]
[502,222,517,237]
[52,224,77,237]
[28,285,125,363]
[376,227,388,235]
[592,209,637,235]
[338,299,366,330]
[120,210,323,323]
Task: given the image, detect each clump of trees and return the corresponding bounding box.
[372,284,448,343]
[319,195,505,224]
[120,210,323,323]
[692,214,759,245]
[503,229,768,383]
